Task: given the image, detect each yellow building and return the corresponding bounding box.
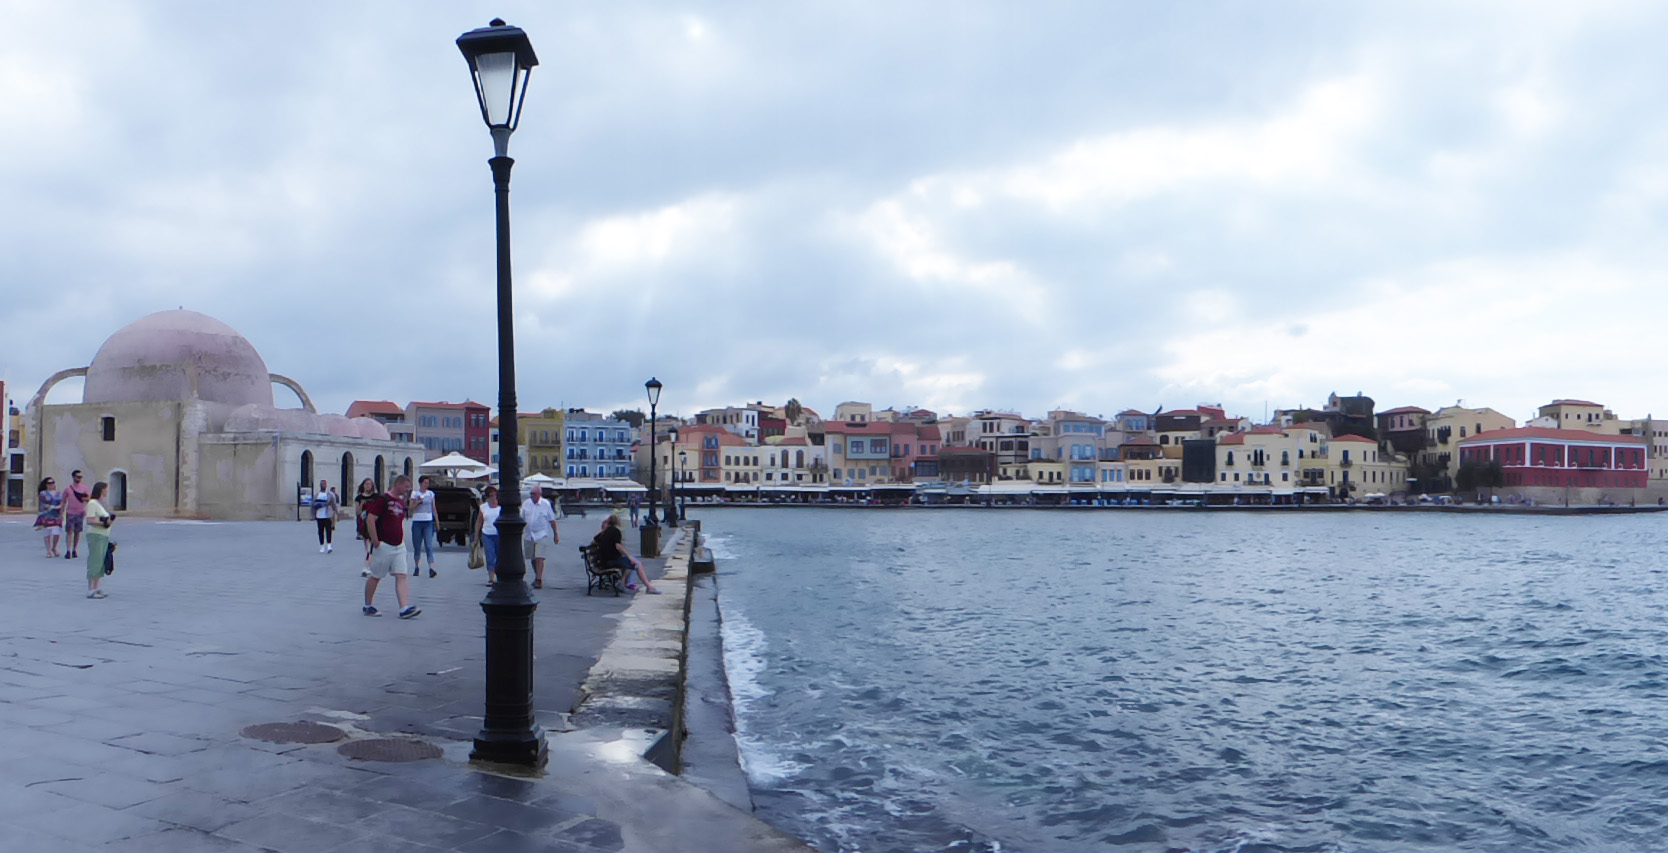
[1417,405,1516,488]
[516,409,565,477]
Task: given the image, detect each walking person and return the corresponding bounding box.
[474,485,502,586]
[312,479,340,553]
[523,486,559,589]
[408,476,439,578]
[628,493,640,528]
[592,514,660,594]
[61,470,91,559]
[34,477,63,557]
[362,475,420,619]
[84,481,115,599]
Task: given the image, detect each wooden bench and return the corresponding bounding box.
[578,544,625,596]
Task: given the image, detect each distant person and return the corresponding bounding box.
[354,478,378,560]
[628,493,640,528]
[592,514,658,594]
[60,469,91,559]
[34,476,63,557]
[83,481,115,599]
[474,485,501,585]
[312,479,340,553]
[363,475,419,619]
[408,476,439,578]
[523,487,559,589]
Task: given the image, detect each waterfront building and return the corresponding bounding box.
[1416,405,1516,491]
[824,420,899,485]
[564,410,633,479]
[759,436,826,484]
[1534,400,1619,433]
[487,417,528,474]
[1326,434,1409,496]
[1319,392,1377,439]
[833,402,874,423]
[513,408,565,477]
[406,400,490,462]
[1615,417,1668,485]
[696,405,763,442]
[889,421,941,482]
[937,415,975,447]
[973,411,1033,479]
[1459,427,1647,501]
[346,401,416,445]
[24,310,422,519]
[1032,410,1110,484]
[1376,406,1430,456]
[938,445,996,484]
[1154,409,1204,458]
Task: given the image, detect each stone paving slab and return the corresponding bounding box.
[0,517,815,852]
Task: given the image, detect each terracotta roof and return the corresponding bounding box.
[408,400,489,410]
[1459,427,1644,445]
[1544,399,1602,407]
[1329,434,1378,444]
[346,400,403,418]
[1247,426,1286,435]
[1218,433,1246,446]
[1117,409,1148,416]
[1120,437,1158,446]
[1379,406,1430,416]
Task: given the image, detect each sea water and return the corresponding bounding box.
[705,508,1668,852]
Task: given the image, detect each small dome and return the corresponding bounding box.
[84,310,274,407]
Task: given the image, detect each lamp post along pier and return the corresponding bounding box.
[643,378,663,557]
[459,19,547,768]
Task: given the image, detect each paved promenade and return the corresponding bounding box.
[0,515,811,852]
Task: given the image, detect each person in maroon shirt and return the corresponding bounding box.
[362,475,419,619]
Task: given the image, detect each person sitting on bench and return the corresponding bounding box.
[592,514,660,594]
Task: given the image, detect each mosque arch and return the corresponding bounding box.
[375,456,386,490]
[268,374,317,413]
[404,458,414,481]
[300,450,314,489]
[108,470,129,511]
[340,452,355,495]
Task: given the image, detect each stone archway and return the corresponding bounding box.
[301,450,314,490]
[375,456,386,491]
[340,452,354,496]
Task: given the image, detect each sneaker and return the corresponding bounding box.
[646,588,664,595]
[87,590,107,599]
[398,606,421,619]
[320,545,327,553]
[626,584,638,591]
[361,569,370,577]
[327,544,333,553]
[363,605,379,616]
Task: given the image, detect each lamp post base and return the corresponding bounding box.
[471,728,549,767]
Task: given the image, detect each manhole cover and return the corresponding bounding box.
[240,722,346,745]
[337,738,443,762]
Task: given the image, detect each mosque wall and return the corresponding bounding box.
[34,402,183,515]
[199,431,423,521]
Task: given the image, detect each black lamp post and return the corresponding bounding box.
[645,378,662,528]
[679,450,689,520]
[459,19,546,768]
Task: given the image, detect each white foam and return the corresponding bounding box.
[703,533,739,560]
[720,605,809,785]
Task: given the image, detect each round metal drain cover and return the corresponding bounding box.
[337,738,443,762]
[240,722,347,745]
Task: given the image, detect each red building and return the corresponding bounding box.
[1458,427,1647,489]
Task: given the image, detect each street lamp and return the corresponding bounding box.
[679,450,689,520]
[458,19,546,769]
[645,378,662,533]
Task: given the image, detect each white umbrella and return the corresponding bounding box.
[419,452,487,472]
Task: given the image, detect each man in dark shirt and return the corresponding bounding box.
[592,514,659,594]
[363,475,420,618]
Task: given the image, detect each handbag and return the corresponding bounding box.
[467,537,485,570]
[103,542,117,576]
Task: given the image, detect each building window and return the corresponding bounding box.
[101,416,116,441]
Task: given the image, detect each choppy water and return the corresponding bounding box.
[705,508,1668,853]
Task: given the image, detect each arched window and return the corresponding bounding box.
[403,457,414,480]
[375,456,386,490]
[300,450,314,490]
[340,452,354,494]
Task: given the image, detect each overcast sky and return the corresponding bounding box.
[6,1,1668,426]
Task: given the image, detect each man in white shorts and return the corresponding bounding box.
[363,475,420,619]
[523,487,560,589]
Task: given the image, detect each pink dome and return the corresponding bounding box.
[84,310,274,407]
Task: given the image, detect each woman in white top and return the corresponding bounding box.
[474,485,502,586]
[408,476,439,578]
[84,482,115,599]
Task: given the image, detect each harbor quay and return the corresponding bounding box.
[0,516,811,853]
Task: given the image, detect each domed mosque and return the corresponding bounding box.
[26,310,422,520]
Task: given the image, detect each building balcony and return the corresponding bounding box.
[1338,459,1352,467]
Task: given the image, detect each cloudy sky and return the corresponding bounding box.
[6,1,1668,426]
